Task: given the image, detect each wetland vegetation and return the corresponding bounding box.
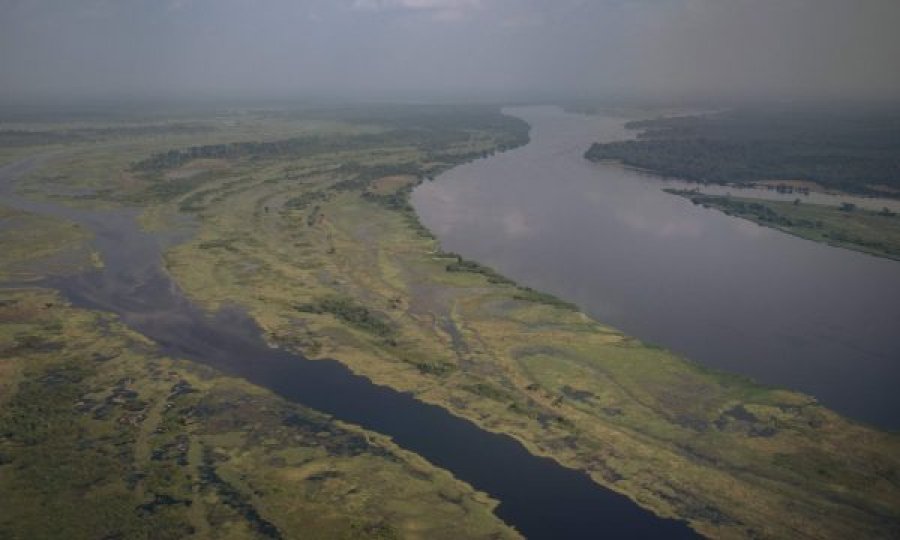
[0,205,96,281]
[4,0,900,537]
[0,289,517,539]
[0,107,530,540]
[2,104,900,539]
[666,190,900,260]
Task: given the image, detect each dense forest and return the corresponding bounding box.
[585,107,900,196]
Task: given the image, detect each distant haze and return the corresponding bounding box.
[1,0,898,103]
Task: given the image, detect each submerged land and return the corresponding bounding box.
[2,104,900,539]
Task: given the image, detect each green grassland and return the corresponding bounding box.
[0,107,530,539]
[3,115,373,207]
[0,287,519,540]
[4,105,900,539]
[667,190,900,260]
[115,112,900,538]
[6,105,517,209]
[0,205,98,281]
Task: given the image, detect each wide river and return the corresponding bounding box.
[413,105,900,431]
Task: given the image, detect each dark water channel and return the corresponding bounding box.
[412,106,900,431]
[0,154,695,538]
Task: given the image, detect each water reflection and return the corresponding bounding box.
[413,106,900,430]
[0,151,697,540]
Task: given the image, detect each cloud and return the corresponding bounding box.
[351,0,482,9]
[500,10,544,29]
[166,0,189,13]
[349,0,484,20]
[631,0,900,101]
[1,0,898,102]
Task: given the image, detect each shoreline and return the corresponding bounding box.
[3,106,900,538]
[664,189,900,262]
[600,157,900,207]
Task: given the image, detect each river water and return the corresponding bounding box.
[412,105,900,431]
[0,154,695,535]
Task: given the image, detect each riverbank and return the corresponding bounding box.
[3,105,900,538]
[148,109,900,538]
[584,106,900,198]
[0,204,97,281]
[0,287,518,539]
[0,118,526,539]
[0,111,695,540]
[666,190,900,261]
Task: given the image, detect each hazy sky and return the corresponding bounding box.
[1,0,898,102]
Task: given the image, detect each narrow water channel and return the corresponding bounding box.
[412,105,900,430]
[0,154,696,537]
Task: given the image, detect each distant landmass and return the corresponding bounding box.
[585,107,900,197]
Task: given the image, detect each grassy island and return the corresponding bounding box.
[666,190,900,260]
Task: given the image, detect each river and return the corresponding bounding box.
[0,154,696,535]
[412,105,900,431]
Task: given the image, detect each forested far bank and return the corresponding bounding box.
[585,107,900,197]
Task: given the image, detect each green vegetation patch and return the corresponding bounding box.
[0,289,518,540]
[154,109,900,539]
[24,103,900,539]
[586,107,900,196]
[440,252,516,286]
[669,190,900,260]
[0,205,94,280]
[296,296,397,338]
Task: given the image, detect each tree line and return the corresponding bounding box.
[586,107,900,197]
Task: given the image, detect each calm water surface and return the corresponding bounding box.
[0,155,695,538]
[413,106,900,430]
